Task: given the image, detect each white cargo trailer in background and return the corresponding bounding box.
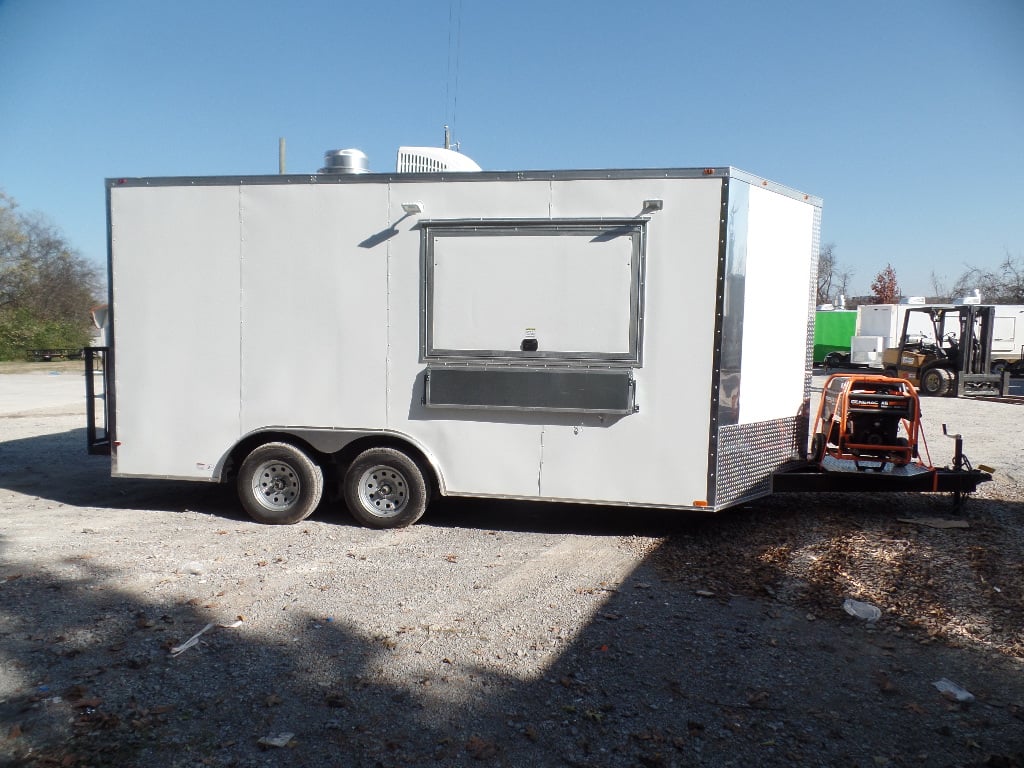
[851,301,1024,371]
[850,301,934,367]
[991,305,1024,373]
[88,156,821,527]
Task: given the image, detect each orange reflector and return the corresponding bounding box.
[693,500,708,508]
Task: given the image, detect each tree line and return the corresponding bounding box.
[0,190,102,360]
[817,243,1024,307]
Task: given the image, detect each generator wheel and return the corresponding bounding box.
[237,442,323,524]
[810,432,826,462]
[920,367,953,397]
[343,447,429,528]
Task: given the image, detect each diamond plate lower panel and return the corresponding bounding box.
[715,417,801,509]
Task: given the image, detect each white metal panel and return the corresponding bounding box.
[857,304,935,349]
[992,317,1015,352]
[857,304,898,339]
[538,178,723,506]
[738,185,815,424]
[110,185,241,478]
[239,185,389,432]
[991,306,1023,355]
[385,180,553,498]
[850,335,885,364]
[430,234,634,354]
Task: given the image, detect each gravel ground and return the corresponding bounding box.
[1,367,1023,767]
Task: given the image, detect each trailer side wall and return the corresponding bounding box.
[106,170,819,512]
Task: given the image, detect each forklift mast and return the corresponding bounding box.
[956,305,995,374]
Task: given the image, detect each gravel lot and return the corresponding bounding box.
[1,365,1023,767]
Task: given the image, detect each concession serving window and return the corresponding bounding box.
[420,218,646,414]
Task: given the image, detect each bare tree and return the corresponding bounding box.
[929,270,950,302]
[951,250,1024,304]
[870,264,900,304]
[817,243,854,305]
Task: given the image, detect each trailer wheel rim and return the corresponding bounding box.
[251,460,301,511]
[356,465,408,518]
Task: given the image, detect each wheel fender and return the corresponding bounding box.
[225,427,450,496]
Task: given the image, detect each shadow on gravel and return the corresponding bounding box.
[0,428,244,519]
[2,532,1023,767]
[3,429,1024,765]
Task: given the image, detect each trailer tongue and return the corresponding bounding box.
[773,373,992,501]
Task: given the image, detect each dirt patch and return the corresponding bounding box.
[0,361,86,375]
[647,484,1024,658]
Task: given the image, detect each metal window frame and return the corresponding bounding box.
[420,218,647,366]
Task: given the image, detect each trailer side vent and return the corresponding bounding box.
[319,148,370,175]
[396,146,481,173]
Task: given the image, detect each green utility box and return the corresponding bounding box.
[813,310,857,364]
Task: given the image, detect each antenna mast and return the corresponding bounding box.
[443,0,463,151]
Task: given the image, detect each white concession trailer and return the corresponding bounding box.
[88,157,823,527]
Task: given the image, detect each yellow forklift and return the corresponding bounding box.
[882,304,1009,397]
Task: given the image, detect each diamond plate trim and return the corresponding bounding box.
[806,207,822,377]
[715,417,802,509]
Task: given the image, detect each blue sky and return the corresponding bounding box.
[1,0,1021,297]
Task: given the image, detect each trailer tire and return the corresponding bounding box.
[343,447,428,528]
[920,367,953,397]
[237,442,323,524]
[991,360,1006,376]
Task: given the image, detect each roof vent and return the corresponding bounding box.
[396,146,481,173]
[319,148,369,175]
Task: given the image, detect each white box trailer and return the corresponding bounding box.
[850,303,934,366]
[851,302,1024,371]
[88,162,823,527]
[991,305,1024,372]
